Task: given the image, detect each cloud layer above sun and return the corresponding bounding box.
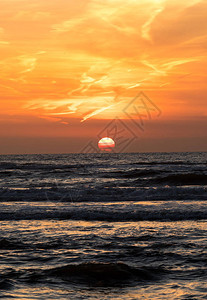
[0,0,207,152]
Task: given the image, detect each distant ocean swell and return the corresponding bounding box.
[0,185,207,202]
[0,201,207,221]
[0,153,207,215]
[0,153,207,202]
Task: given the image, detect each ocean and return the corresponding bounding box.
[0,152,207,299]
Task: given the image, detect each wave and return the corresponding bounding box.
[0,237,63,250]
[45,262,166,286]
[0,262,167,287]
[0,184,207,202]
[131,161,207,166]
[103,169,162,179]
[0,278,13,290]
[0,238,26,250]
[0,161,116,171]
[1,160,206,173]
[1,261,206,289]
[1,201,207,221]
[0,162,76,171]
[152,173,207,185]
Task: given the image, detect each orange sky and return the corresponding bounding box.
[0,0,207,153]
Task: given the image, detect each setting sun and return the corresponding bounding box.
[98,137,115,152]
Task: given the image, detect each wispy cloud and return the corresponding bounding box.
[159,73,191,87]
[126,83,141,89]
[141,57,201,79]
[0,41,10,45]
[52,18,85,33]
[162,57,201,70]
[80,103,117,122]
[18,52,46,74]
[141,59,166,76]
[19,56,37,74]
[141,4,164,41]
[0,26,10,45]
[1,0,207,134]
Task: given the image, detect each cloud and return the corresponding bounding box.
[0,27,4,36]
[19,56,37,74]
[141,57,201,78]
[0,0,207,138]
[141,59,166,76]
[162,57,201,69]
[150,0,207,45]
[141,6,164,41]
[0,41,10,45]
[52,17,85,33]
[0,27,10,46]
[14,10,51,21]
[24,94,124,124]
[80,103,116,122]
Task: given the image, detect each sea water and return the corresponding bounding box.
[0,152,207,299]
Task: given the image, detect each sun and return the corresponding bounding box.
[98,137,115,152]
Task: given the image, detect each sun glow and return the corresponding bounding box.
[98,137,115,152]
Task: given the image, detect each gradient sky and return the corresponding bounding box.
[0,0,207,154]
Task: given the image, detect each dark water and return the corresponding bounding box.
[0,152,207,299]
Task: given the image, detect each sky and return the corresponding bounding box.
[0,0,207,154]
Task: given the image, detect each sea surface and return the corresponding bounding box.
[0,152,207,299]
